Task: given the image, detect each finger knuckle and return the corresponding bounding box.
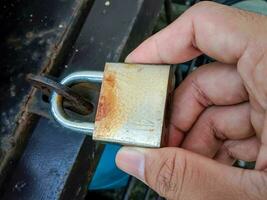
[190,78,213,108]
[253,52,267,108]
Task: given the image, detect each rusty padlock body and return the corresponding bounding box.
[51,63,174,147]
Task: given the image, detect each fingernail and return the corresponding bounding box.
[116,147,145,181]
[125,52,135,63]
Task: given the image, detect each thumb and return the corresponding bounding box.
[116,147,265,200]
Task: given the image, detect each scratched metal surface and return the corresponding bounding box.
[2,0,164,199]
[94,63,171,147]
[0,0,94,188]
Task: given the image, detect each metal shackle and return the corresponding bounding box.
[50,71,103,134]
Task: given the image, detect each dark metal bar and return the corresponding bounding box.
[0,0,95,191]
[144,188,153,200]
[123,177,138,200]
[26,74,93,115]
[2,0,164,199]
[165,0,174,23]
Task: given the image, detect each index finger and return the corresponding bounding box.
[168,62,248,146]
[125,1,267,65]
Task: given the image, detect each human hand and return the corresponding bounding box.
[116,2,267,200]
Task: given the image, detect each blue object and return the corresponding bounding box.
[89,144,129,190]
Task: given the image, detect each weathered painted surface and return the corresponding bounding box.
[1,0,164,199]
[0,0,94,190]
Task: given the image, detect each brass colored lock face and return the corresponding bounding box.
[93,63,173,147]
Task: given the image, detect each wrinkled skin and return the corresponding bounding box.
[116,2,267,200]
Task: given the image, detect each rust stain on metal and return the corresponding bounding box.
[0,0,95,193]
[95,71,124,136]
[93,63,172,147]
[105,72,116,88]
[95,72,116,121]
[56,95,63,105]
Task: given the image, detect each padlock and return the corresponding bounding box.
[50,63,174,147]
